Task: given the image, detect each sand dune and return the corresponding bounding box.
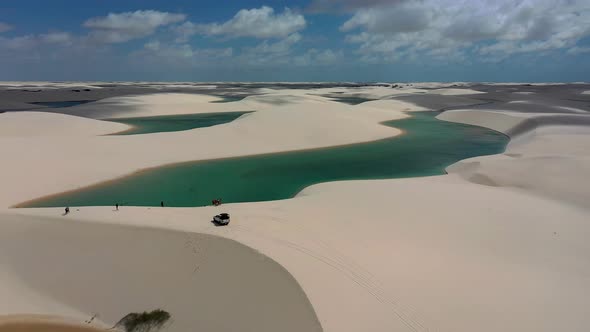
[440,109,590,208]
[438,109,590,137]
[0,214,321,332]
[0,112,128,137]
[425,88,485,95]
[1,83,590,332]
[9,170,590,332]
[76,93,240,119]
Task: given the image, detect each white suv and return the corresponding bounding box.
[213,213,230,226]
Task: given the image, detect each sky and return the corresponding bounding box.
[0,0,589,82]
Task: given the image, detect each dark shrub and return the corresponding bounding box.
[114,309,171,332]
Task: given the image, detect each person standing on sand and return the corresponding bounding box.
[65,207,70,215]
[161,201,164,207]
[115,203,119,211]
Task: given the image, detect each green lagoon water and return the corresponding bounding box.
[30,100,93,108]
[26,112,508,208]
[106,111,251,135]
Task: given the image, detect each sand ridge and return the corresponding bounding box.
[0,112,129,137]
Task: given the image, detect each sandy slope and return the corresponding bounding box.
[9,172,590,332]
[0,315,107,332]
[0,112,128,137]
[439,110,590,209]
[438,109,590,136]
[1,85,590,332]
[0,92,415,207]
[78,93,240,119]
[426,88,485,95]
[0,214,321,332]
[305,85,483,100]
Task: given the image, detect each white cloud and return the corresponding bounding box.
[0,22,12,33]
[136,40,232,66]
[238,33,302,65]
[293,48,344,66]
[0,31,72,51]
[308,0,404,13]
[341,2,432,34]
[175,6,306,40]
[84,10,186,43]
[567,46,590,55]
[0,30,97,70]
[341,0,590,62]
[139,33,343,69]
[236,33,343,67]
[246,33,302,55]
[144,40,161,51]
[314,49,344,64]
[0,35,36,50]
[40,32,73,44]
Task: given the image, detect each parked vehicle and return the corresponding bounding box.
[213,213,230,226]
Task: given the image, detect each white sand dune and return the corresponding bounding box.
[425,88,485,95]
[486,82,568,86]
[439,110,590,209]
[306,86,429,99]
[438,109,590,137]
[0,112,128,137]
[408,82,469,89]
[1,85,590,332]
[0,214,321,332]
[80,93,239,119]
[302,85,485,102]
[9,169,590,332]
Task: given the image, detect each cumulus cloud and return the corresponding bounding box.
[0,30,94,71]
[175,6,306,40]
[308,0,404,13]
[0,35,36,51]
[341,2,432,34]
[137,40,232,64]
[0,31,72,51]
[40,32,73,44]
[341,0,590,62]
[567,46,590,55]
[0,22,12,33]
[237,33,302,66]
[84,10,186,43]
[293,48,345,66]
[246,33,302,55]
[140,32,342,69]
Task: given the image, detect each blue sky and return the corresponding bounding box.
[1,0,589,82]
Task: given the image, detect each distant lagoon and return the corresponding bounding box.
[23,111,508,208]
[29,100,94,108]
[106,111,252,135]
